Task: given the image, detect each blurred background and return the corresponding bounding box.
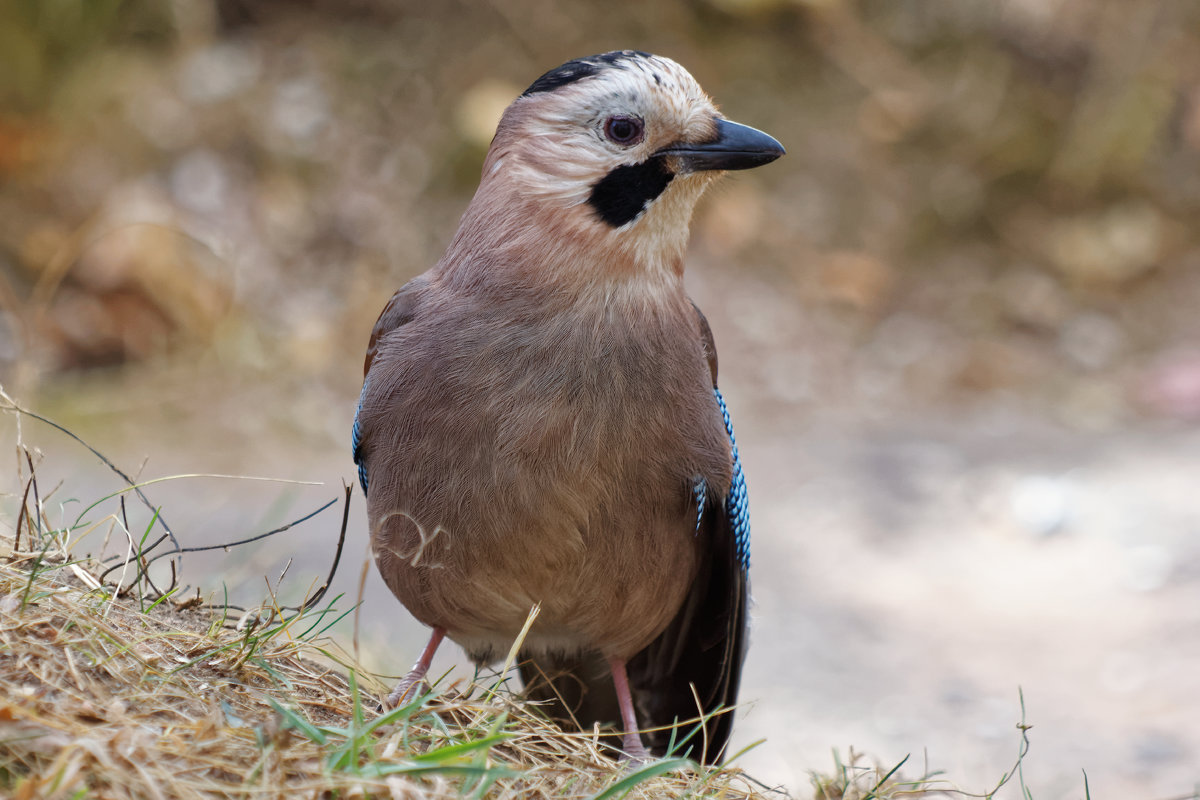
[2,0,1199,797]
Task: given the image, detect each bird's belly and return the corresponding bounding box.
[371,472,701,664]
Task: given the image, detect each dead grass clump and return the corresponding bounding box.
[0,529,779,799]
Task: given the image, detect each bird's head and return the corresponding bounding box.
[445,51,784,289]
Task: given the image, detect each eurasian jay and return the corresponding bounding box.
[352,50,783,764]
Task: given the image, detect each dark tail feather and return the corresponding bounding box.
[628,507,748,764]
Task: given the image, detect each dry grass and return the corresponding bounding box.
[0,527,786,799]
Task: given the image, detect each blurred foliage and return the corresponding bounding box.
[2,0,1200,425]
[0,0,174,112]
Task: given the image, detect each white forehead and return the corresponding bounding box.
[528,54,715,132]
[589,54,708,105]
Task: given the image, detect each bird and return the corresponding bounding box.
[352,50,782,764]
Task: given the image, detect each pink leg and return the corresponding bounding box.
[385,626,446,708]
[608,656,652,762]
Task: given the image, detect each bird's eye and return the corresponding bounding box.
[603,115,644,146]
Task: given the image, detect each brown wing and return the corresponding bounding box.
[354,277,429,495]
[363,276,429,377]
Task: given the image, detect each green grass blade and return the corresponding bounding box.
[407,733,509,764]
[362,692,432,735]
[358,762,515,779]
[863,753,909,800]
[587,757,691,800]
[143,587,178,613]
[267,697,329,745]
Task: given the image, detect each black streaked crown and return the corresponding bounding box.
[522,50,652,97]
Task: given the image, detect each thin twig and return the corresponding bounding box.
[13,451,35,557]
[97,496,338,587]
[298,482,352,613]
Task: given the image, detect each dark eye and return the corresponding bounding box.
[603,115,644,146]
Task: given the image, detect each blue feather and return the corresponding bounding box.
[352,378,370,495]
[692,477,707,535]
[714,387,750,570]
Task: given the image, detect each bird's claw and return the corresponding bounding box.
[382,675,430,710]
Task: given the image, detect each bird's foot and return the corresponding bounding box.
[380,626,447,711]
[382,671,430,710]
[617,731,653,766]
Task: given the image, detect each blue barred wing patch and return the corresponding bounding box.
[692,477,707,535]
[352,377,370,495]
[714,387,750,569]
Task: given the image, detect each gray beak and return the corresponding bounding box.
[659,119,785,172]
